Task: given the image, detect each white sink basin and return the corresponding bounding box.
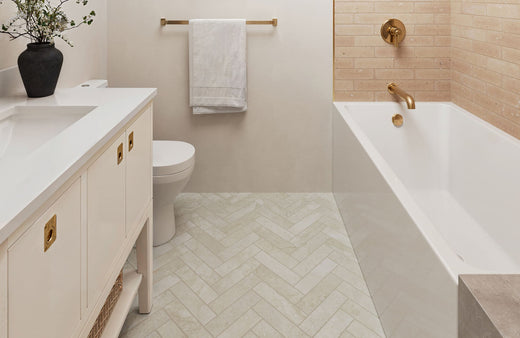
[0,106,96,162]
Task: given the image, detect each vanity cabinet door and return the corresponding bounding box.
[8,179,81,338]
[125,106,153,236]
[87,133,126,310]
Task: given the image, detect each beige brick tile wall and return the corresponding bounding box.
[451,0,520,138]
[334,0,451,102]
[334,0,520,139]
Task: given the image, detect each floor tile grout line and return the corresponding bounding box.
[334,285,379,317]
[183,226,225,256]
[345,316,385,338]
[167,278,217,326]
[289,223,329,248]
[183,236,225,268]
[292,240,337,275]
[327,245,361,265]
[180,244,223,287]
[213,243,263,277]
[204,252,262,289]
[208,288,264,337]
[330,267,372,296]
[251,287,317,329]
[207,271,261,316]
[330,274,384,324]
[326,253,371,290]
[311,300,350,337]
[172,258,220,302]
[219,230,262,256]
[250,307,287,338]
[217,219,261,247]
[255,234,298,253]
[162,292,213,338]
[254,218,299,244]
[254,244,303,272]
[292,255,338,289]
[190,208,229,236]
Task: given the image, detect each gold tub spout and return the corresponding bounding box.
[387,83,415,109]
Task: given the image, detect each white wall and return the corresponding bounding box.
[0,0,107,93]
[108,0,333,192]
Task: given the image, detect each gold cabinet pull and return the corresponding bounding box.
[117,143,124,165]
[44,215,57,252]
[129,132,134,152]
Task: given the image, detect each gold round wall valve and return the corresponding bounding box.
[392,114,404,127]
[381,19,406,48]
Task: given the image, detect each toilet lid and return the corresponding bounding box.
[153,141,195,176]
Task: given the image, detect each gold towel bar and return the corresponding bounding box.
[160,18,278,27]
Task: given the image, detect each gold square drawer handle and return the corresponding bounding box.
[117,143,124,165]
[44,214,57,252]
[129,132,134,152]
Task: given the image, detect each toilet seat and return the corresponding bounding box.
[153,141,195,176]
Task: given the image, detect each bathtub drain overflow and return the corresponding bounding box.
[392,114,404,127]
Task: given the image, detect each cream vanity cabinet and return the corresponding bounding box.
[8,180,82,338]
[87,104,152,314]
[125,107,153,237]
[2,104,154,338]
[87,132,126,311]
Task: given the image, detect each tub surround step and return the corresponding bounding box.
[459,275,520,338]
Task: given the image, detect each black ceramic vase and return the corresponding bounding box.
[18,43,63,98]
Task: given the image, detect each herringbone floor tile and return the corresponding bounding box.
[120,193,385,338]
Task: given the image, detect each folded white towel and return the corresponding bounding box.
[189,19,247,114]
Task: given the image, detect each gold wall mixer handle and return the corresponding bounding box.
[389,27,401,47]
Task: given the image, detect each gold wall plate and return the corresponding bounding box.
[381,19,406,47]
[392,114,404,128]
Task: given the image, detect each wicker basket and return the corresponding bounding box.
[88,271,124,338]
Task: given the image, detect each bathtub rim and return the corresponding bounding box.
[333,101,520,283]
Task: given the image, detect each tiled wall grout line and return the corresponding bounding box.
[334,0,451,102]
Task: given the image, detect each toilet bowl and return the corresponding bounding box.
[153,140,195,246]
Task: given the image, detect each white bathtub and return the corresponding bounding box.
[332,102,520,338]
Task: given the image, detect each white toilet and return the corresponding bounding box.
[153,141,195,246]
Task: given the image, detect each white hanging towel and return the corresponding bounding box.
[189,19,247,114]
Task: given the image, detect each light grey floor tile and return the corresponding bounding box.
[120,193,384,337]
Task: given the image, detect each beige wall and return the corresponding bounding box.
[0,1,25,70]
[334,0,451,102]
[108,0,333,192]
[451,1,520,139]
[0,0,107,89]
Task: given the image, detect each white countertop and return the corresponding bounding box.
[0,87,157,243]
